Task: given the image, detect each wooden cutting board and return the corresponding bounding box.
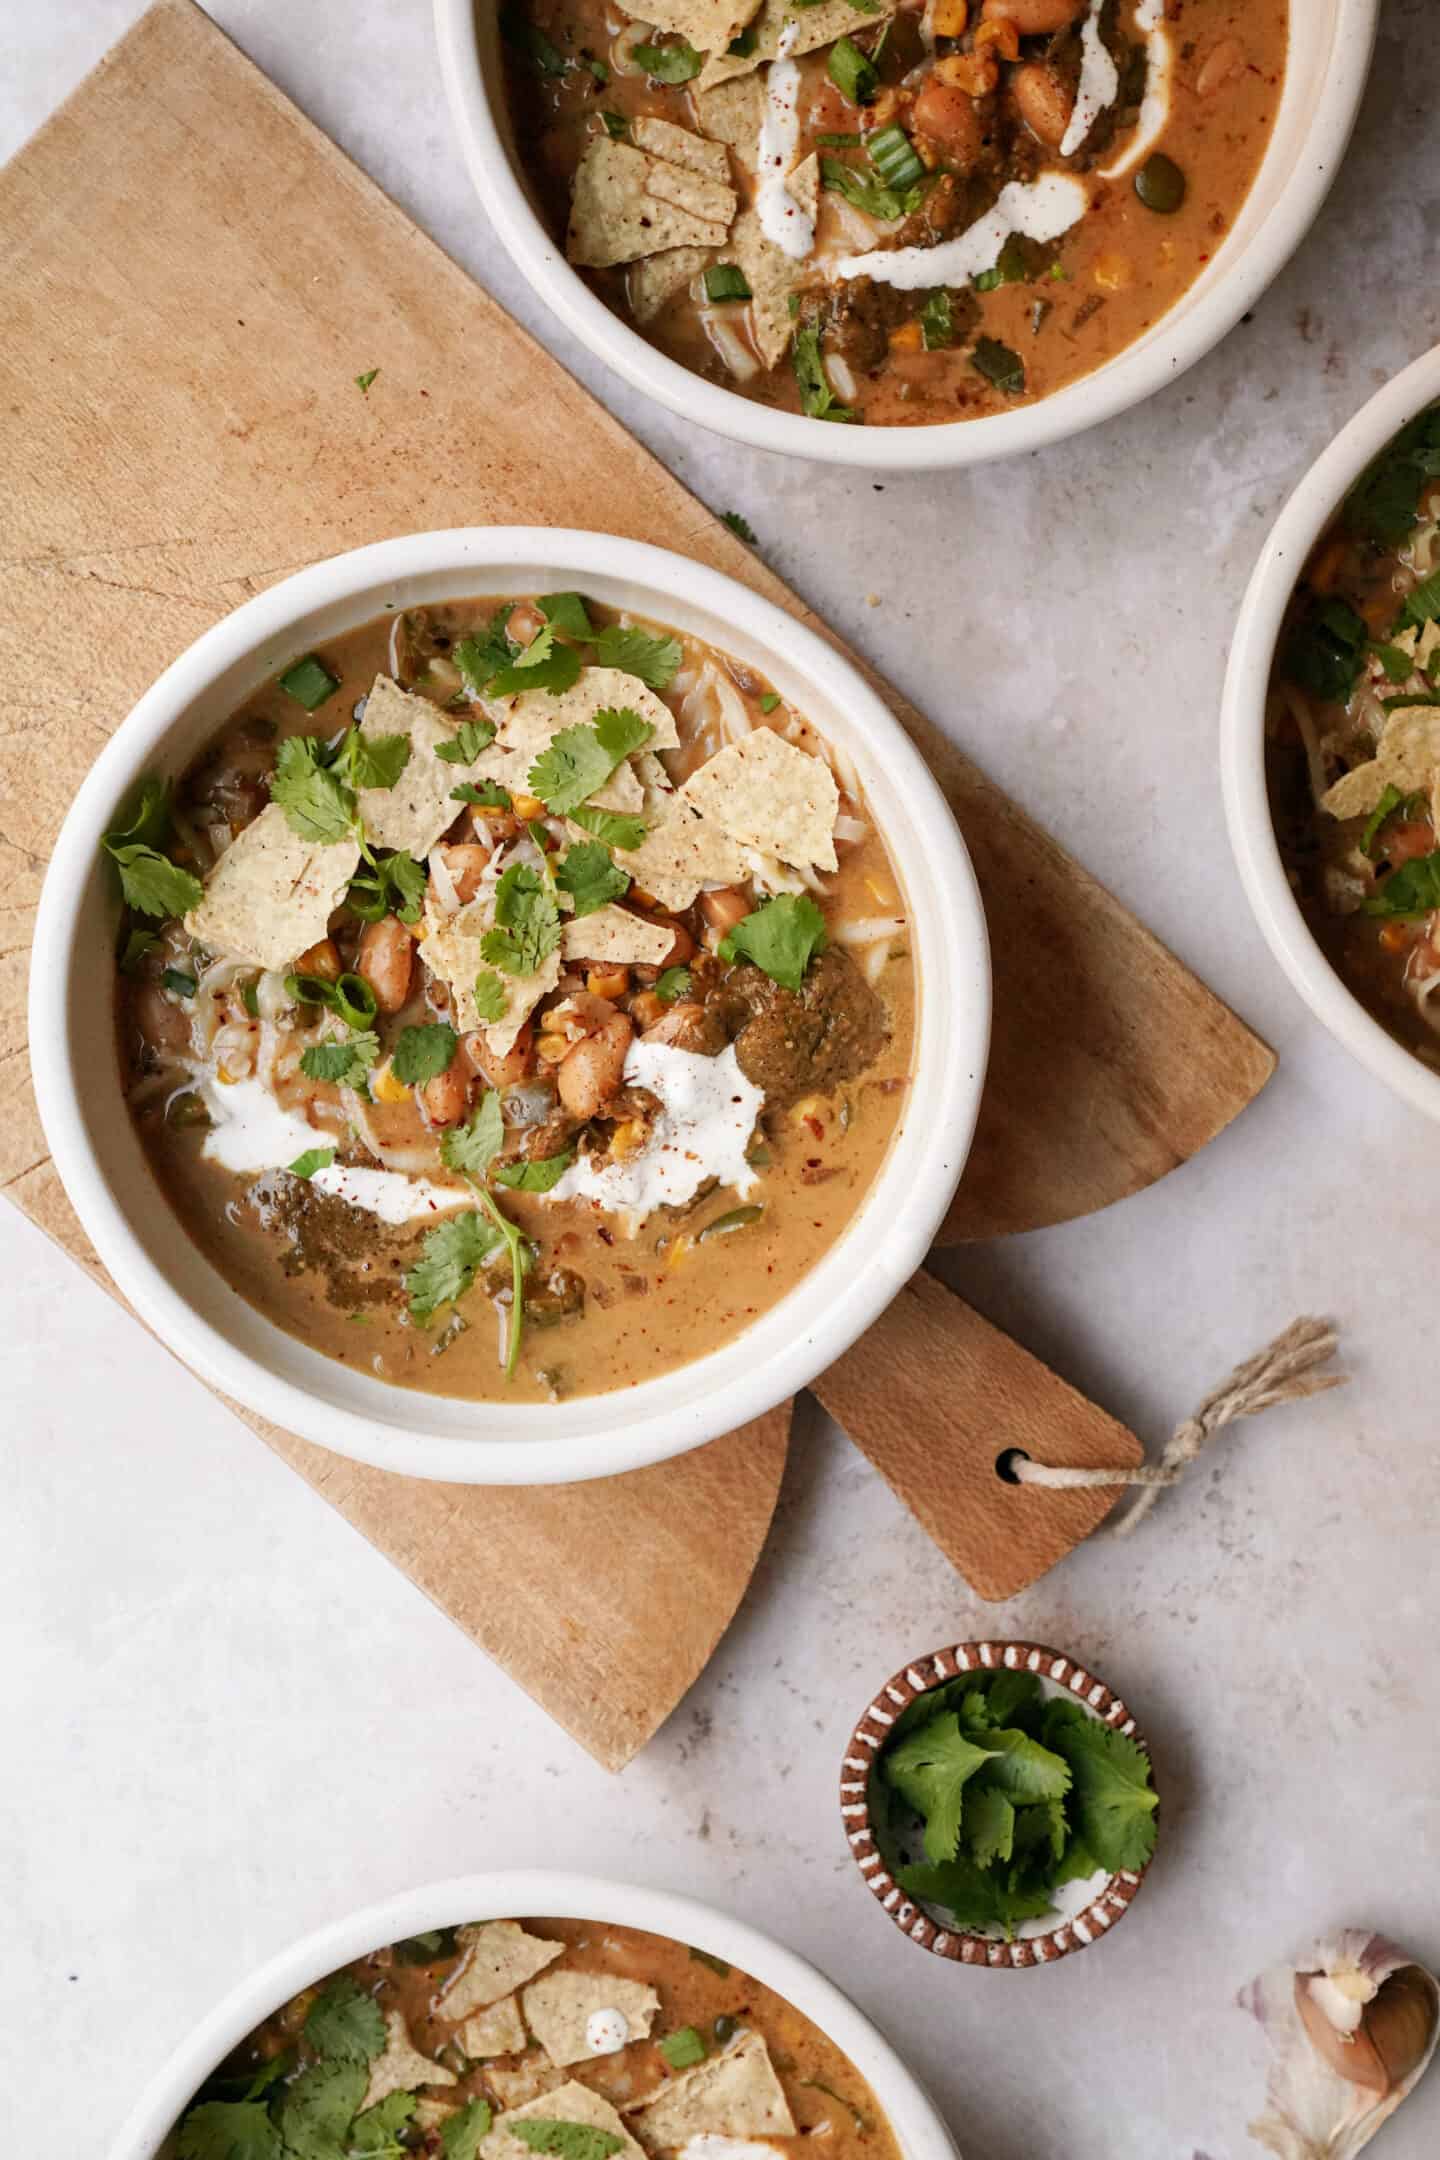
[0,0,1273,1767]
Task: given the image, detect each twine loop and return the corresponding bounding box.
[1010,1316,1346,1537]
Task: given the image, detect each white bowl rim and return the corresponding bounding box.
[105,1868,962,2160]
[1220,343,1440,1125]
[28,525,990,1484]
[434,0,1379,473]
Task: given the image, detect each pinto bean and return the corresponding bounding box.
[911,78,985,167]
[658,921,695,968]
[557,1012,633,1121]
[981,0,1084,29]
[641,1002,727,1055]
[432,843,493,905]
[357,915,413,1013]
[699,886,751,935]
[421,1052,471,1127]
[464,1022,535,1090]
[1011,60,1073,147]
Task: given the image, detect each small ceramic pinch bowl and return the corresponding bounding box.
[841,1640,1157,1971]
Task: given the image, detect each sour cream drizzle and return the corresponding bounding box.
[835,171,1088,292]
[1059,0,1119,157]
[1098,0,1173,180]
[756,21,815,259]
[200,1077,469,1226]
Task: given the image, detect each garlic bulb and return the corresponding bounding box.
[1240,1930,1438,2157]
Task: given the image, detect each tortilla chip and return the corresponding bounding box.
[522,1973,661,2068]
[631,116,733,186]
[627,2031,796,2145]
[680,727,838,869]
[629,247,713,326]
[1417,619,1440,672]
[1321,709,1440,822]
[617,0,762,50]
[729,203,810,369]
[183,802,358,973]
[363,2012,457,2111]
[569,139,736,269]
[482,2083,648,2160]
[562,905,677,966]
[699,0,898,85]
[488,2058,566,2111]
[608,792,747,911]
[440,1923,566,2021]
[356,675,467,858]
[461,1993,528,2060]
[691,74,767,158]
[419,899,562,1051]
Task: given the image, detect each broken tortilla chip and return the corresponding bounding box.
[627,2030,796,2145]
[631,116,732,187]
[522,1972,661,2068]
[461,1993,528,2060]
[629,246,713,325]
[699,0,898,86]
[183,802,358,973]
[680,726,838,869]
[562,905,677,966]
[691,73,767,158]
[1321,708,1440,822]
[488,2058,566,2111]
[363,2012,457,2111]
[729,194,815,369]
[482,2082,648,2160]
[358,674,470,860]
[615,0,762,50]
[419,894,562,1049]
[569,138,736,269]
[439,1922,566,2021]
[607,792,747,911]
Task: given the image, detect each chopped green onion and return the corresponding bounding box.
[334,972,379,1029]
[601,110,628,139]
[867,124,924,192]
[660,2029,708,2070]
[632,38,702,82]
[285,971,338,1007]
[792,324,856,423]
[287,1146,336,1180]
[704,264,752,302]
[278,654,339,711]
[759,692,781,713]
[829,35,878,105]
[920,290,954,351]
[697,1204,764,1242]
[161,968,197,999]
[816,131,863,147]
[241,980,261,1018]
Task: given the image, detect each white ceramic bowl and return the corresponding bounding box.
[105,1870,963,2160]
[30,527,989,1484]
[435,0,1377,472]
[1221,345,1440,1124]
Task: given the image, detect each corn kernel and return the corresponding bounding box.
[536,1032,569,1065]
[1379,923,1411,955]
[932,0,968,33]
[889,322,924,354]
[588,966,630,1000]
[513,792,545,821]
[372,1060,412,1104]
[611,1119,645,1159]
[1093,252,1133,294]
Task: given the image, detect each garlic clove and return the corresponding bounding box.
[1365,1966,1439,2092]
[1295,1975,1391,2095]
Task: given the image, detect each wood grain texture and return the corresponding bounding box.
[811,1275,1144,1601]
[0,0,1269,1754]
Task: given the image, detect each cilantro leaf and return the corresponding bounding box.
[481,863,562,976]
[119,926,160,973]
[271,735,355,844]
[349,850,427,926]
[305,1976,388,2065]
[473,969,508,1022]
[1360,783,1408,857]
[540,591,596,638]
[1043,1701,1158,1872]
[592,624,683,689]
[974,1729,1071,1804]
[452,779,514,810]
[300,1032,380,1088]
[288,1147,336,1180]
[1369,640,1415,683]
[455,609,519,692]
[792,325,855,424]
[961,1784,1014,1867]
[556,839,629,917]
[436,717,498,764]
[486,624,584,698]
[494,1151,573,1192]
[660,2027,707,2070]
[1347,402,1440,544]
[1401,566,1440,629]
[441,1091,505,1177]
[655,965,692,1004]
[511,2123,624,2160]
[346,730,412,792]
[719,893,827,992]
[971,335,1025,396]
[105,842,204,921]
[1012,1797,1068,1865]
[720,511,757,544]
[569,803,647,849]
[407,1208,507,1322]
[1283,596,1367,703]
[970,1669,1042,1729]
[529,706,654,815]
[392,1022,458,1085]
[176,2101,283,2160]
[347,2092,415,2159]
[631,37,702,82]
[884,1713,1002,1864]
[894,1856,1002,1932]
[442,2102,495,2160]
[278,2060,368,2160]
[1363,849,1440,919]
[109,774,174,852]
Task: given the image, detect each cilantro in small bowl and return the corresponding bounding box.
[844,1640,1158,1970]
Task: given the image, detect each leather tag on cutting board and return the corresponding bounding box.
[812,1274,1143,1601]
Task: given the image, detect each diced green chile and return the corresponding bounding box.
[697,1204,764,1243]
[278,653,339,711]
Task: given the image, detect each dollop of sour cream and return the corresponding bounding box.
[756,21,815,260]
[585,2008,631,2056]
[1059,0,1120,156]
[200,1077,468,1227]
[835,171,1088,291]
[1098,0,1173,179]
[547,1042,765,1232]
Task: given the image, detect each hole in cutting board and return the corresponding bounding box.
[994,1448,1030,1485]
